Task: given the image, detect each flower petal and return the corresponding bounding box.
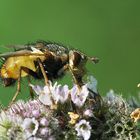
[30,84,44,95]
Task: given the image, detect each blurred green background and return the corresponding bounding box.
[0,0,140,106]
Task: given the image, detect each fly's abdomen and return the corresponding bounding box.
[0,56,37,79]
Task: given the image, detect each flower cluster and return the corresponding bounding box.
[0,100,58,140]
[100,90,140,140]
[0,76,139,140]
[30,81,89,108]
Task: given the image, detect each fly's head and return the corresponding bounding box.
[69,50,99,69]
[69,50,87,69]
[68,50,99,86]
[68,50,88,86]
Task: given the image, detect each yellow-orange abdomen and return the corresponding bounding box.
[0,55,45,79]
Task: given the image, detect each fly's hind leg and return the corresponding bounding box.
[10,66,40,105]
[27,76,34,99]
[10,68,22,105]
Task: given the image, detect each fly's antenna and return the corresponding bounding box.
[87,56,99,64]
[78,51,99,64]
[77,51,99,64]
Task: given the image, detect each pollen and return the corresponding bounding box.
[130,108,140,122]
[68,112,79,125]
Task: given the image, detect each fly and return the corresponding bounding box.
[0,41,99,104]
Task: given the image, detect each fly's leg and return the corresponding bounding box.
[27,76,34,99]
[18,66,41,99]
[36,58,55,106]
[37,58,49,86]
[10,68,22,105]
[10,66,40,105]
[68,66,82,90]
[57,63,82,90]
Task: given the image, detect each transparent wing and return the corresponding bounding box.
[6,45,29,50]
[0,50,46,58]
[0,44,29,51]
[4,43,46,51]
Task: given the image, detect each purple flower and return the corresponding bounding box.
[75,119,91,140]
[28,137,42,140]
[31,82,69,105]
[52,84,69,104]
[84,109,93,117]
[30,84,54,106]
[40,117,49,126]
[71,85,89,107]
[39,128,49,136]
[32,110,40,118]
[22,117,39,138]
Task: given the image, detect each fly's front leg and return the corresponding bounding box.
[57,63,82,89]
[68,66,82,90]
[57,61,83,89]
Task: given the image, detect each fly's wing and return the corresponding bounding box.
[0,41,69,59]
[0,50,32,58]
[0,44,31,52]
[5,40,49,51]
[0,48,46,59]
[6,44,44,50]
[1,41,69,55]
[1,43,39,52]
[4,43,45,51]
[6,45,30,51]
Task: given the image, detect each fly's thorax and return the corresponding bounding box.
[42,50,68,65]
[61,53,69,64]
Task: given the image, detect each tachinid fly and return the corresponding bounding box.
[0,41,99,104]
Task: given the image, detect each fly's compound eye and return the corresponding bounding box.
[69,50,87,67]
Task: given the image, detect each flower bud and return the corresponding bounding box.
[40,118,49,126]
